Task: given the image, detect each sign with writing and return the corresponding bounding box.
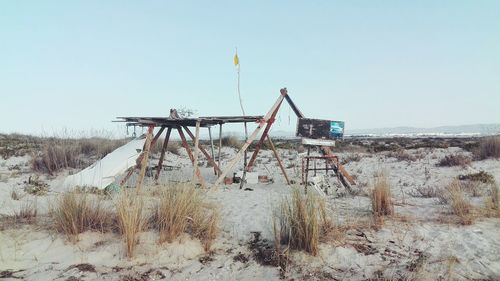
[296,118,345,140]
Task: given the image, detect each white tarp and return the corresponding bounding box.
[61,137,146,190]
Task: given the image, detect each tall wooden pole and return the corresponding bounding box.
[218,124,222,176]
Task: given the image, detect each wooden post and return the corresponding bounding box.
[305,147,311,192]
[177,126,194,163]
[208,126,216,175]
[182,126,222,175]
[218,124,222,175]
[267,135,290,185]
[192,120,202,185]
[240,121,248,189]
[136,125,154,191]
[155,127,172,181]
[214,93,286,187]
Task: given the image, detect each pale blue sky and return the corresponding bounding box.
[1,1,499,136]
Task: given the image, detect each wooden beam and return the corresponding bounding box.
[182,126,222,175]
[246,99,283,170]
[192,120,206,186]
[218,124,222,176]
[177,126,194,163]
[321,146,355,186]
[136,125,154,191]
[214,93,286,187]
[155,127,172,181]
[208,126,216,175]
[151,126,166,146]
[267,135,290,185]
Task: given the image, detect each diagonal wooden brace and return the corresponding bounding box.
[182,126,222,175]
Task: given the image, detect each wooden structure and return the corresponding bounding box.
[115,115,267,187]
[115,87,354,190]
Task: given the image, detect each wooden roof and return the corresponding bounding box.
[115,115,264,127]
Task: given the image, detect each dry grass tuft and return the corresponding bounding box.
[491,183,499,210]
[442,180,474,225]
[15,201,37,223]
[31,138,126,175]
[273,188,332,256]
[437,154,471,167]
[458,171,495,184]
[51,191,114,240]
[371,175,394,225]
[474,135,500,160]
[151,184,220,251]
[117,191,146,258]
[387,149,417,162]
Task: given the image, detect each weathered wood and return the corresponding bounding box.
[177,126,194,163]
[155,127,172,181]
[136,125,154,191]
[246,100,283,170]
[208,126,216,175]
[152,126,166,145]
[214,93,286,187]
[301,138,336,147]
[192,120,206,186]
[281,88,304,118]
[218,124,222,176]
[267,135,290,185]
[182,126,222,175]
[321,146,355,186]
[240,121,249,189]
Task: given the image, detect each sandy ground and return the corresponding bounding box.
[1,143,499,280]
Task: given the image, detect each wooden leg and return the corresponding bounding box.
[155,127,172,181]
[208,126,216,175]
[136,125,154,192]
[151,126,166,146]
[182,126,222,175]
[246,101,283,171]
[177,126,194,163]
[192,121,206,186]
[267,135,290,185]
[218,124,222,176]
[305,147,311,193]
[240,122,248,189]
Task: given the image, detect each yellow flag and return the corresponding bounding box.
[233,53,239,66]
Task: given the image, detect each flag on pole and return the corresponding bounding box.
[233,52,239,66]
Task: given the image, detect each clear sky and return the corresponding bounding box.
[1,1,499,137]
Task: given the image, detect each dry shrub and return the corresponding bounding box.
[474,135,500,160]
[458,171,494,184]
[117,191,146,258]
[32,138,126,175]
[51,192,114,240]
[220,136,242,148]
[15,201,37,223]
[409,186,439,198]
[151,184,219,251]
[437,154,471,167]
[442,180,474,225]
[491,183,499,210]
[371,175,394,222]
[387,149,416,162]
[273,188,331,256]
